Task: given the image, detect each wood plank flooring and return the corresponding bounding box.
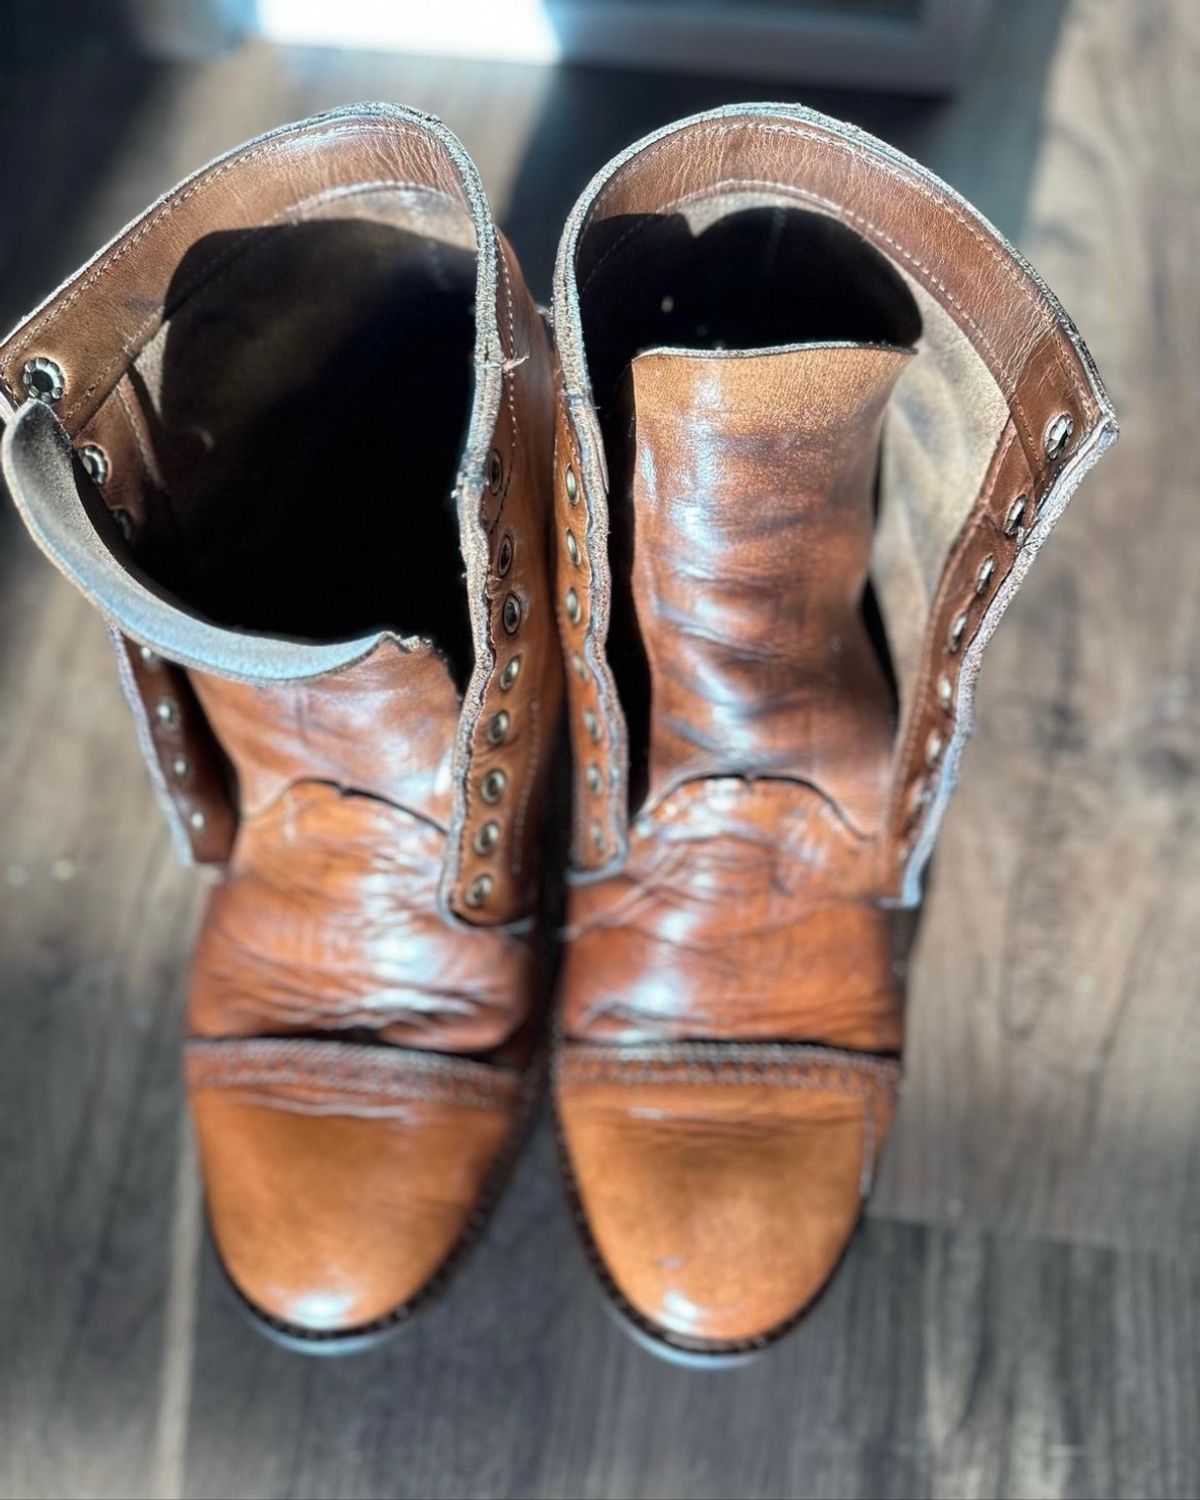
[0,1,1195,1495]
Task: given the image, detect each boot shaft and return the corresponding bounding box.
[550,102,1117,901]
[0,105,562,931]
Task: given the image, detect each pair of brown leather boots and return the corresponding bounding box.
[1,103,1114,1365]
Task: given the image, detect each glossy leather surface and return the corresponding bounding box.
[1,107,560,1343]
[559,1046,898,1345]
[550,105,1114,1358]
[188,1040,522,1333]
[626,343,909,828]
[556,339,905,1352]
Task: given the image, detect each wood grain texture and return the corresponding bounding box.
[181,1119,1200,1500]
[870,0,1200,1253]
[0,1,1196,1496]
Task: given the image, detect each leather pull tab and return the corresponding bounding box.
[626,340,912,833]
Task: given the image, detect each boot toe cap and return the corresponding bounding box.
[557,1048,897,1350]
[187,1039,523,1338]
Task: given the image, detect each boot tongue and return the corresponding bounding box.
[625,340,912,834]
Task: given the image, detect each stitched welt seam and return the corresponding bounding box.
[2,120,436,388]
[584,119,1097,423]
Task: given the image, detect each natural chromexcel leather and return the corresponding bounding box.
[549,104,1115,1360]
[0,106,562,1345]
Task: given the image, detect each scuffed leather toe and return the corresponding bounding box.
[556,1045,899,1352]
[186,1039,523,1338]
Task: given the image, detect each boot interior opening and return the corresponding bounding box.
[576,204,922,813]
[579,205,922,410]
[109,188,478,681]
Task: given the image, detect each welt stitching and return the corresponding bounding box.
[62,178,460,423]
[4,122,433,370]
[185,1057,517,1100]
[586,119,1095,420]
[197,1087,503,1116]
[577,172,1040,455]
[560,1060,897,1096]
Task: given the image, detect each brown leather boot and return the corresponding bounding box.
[549,104,1117,1363]
[1,106,561,1350]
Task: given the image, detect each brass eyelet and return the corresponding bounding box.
[474,820,501,855]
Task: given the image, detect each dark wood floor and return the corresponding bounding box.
[1,1,1197,1496]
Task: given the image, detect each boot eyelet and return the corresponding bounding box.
[154,697,177,726]
[502,594,521,635]
[473,821,501,855]
[926,731,944,769]
[139,645,162,670]
[486,711,510,745]
[565,587,582,626]
[79,443,110,485]
[565,465,578,504]
[947,613,968,654]
[1003,496,1027,537]
[582,708,602,743]
[975,555,996,595]
[565,529,581,567]
[590,820,607,855]
[171,754,190,780]
[481,769,507,804]
[937,673,954,713]
[586,763,603,795]
[497,533,514,576]
[22,356,64,404]
[571,652,588,681]
[188,808,207,833]
[466,873,493,908]
[499,655,521,692]
[488,449,504,494]
[1045,413,1073,462]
